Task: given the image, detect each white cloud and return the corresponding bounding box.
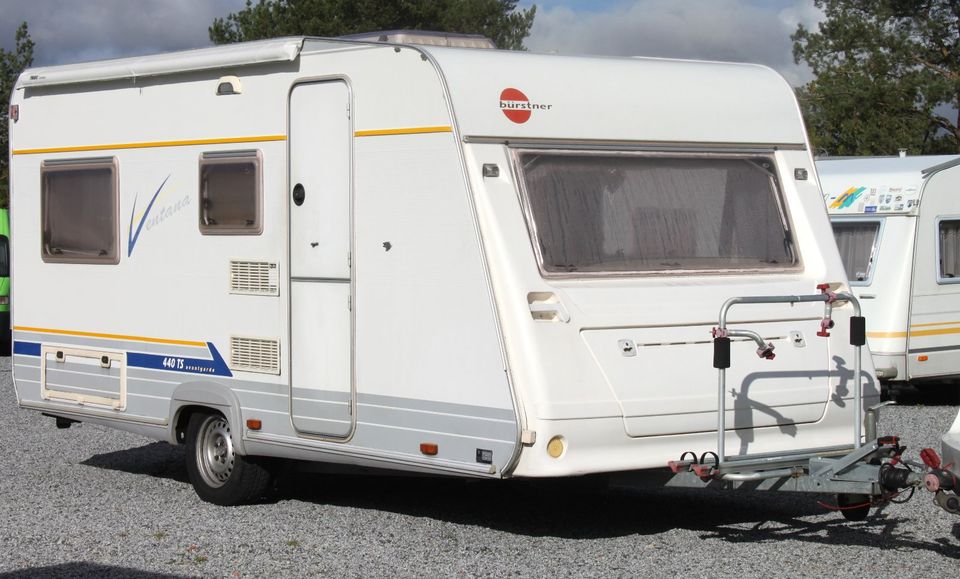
[0,0,248,66]
[526,0,824,86]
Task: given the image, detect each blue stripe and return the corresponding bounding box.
[11,339,232,378]
[13,341,40,356]
[127,342,232,377]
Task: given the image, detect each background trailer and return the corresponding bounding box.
[819,155,960,385]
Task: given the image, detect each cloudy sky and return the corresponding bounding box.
[0,0,823,86]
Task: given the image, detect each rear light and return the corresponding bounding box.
[0,297,7,305]
[547,436,566,459]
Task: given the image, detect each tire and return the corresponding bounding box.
[836,493,871,521]
[185,412,273,506]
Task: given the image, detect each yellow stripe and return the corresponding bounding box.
[867,331,908,339]
[868,327,960,339]
[909,320,960,329]
[354,126,453,137]
[12,134,287,156]
[13,326,206,347]
[909,327,960,337]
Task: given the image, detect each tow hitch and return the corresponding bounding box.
[666,285,960,520]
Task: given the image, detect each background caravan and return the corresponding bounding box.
[11,35,956,516]
[818,155,960,385]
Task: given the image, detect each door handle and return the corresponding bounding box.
[527,292,570,323]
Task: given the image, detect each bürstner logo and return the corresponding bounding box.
[500,88,552,124]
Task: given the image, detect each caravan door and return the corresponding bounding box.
[288,80,354,438]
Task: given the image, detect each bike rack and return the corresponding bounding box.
[714,283,864,465]
[664,284,960,519]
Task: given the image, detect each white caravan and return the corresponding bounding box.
[818,155,960,384]
[10,35,958,513]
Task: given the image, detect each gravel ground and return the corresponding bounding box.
[0,357,958,578]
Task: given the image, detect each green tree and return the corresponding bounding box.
[792,0,959,156]
[210,0,536,50]
[0,22,34,207]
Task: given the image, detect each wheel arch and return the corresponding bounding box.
[171,381,246,455]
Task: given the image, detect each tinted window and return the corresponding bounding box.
[199,150,262,234]
[832,221,881,283]
[940,219,960,281]
[41,158,118,264]
[0,236,8,277]
[517,152,795,274]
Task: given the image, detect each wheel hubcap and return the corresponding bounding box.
[197,416,235,488]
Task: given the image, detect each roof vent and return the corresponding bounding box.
[341,30,496,49]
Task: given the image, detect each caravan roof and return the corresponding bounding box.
[818,155,960,215]
[18,35,806,148]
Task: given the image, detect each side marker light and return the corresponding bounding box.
[420,443,438,456]
[918,355,929,362]
[246,419,262,430]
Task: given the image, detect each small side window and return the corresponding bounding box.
[831,220,881,284]
[41,157,119,264]
[199,150,262,235]
[939,218,960,282]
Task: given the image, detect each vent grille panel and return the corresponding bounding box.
[230,336,280,375]
[230,260,279,295]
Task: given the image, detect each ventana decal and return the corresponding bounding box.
[127,175,191,257]
[499,88,552,124]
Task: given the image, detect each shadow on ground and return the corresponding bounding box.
[884,382,960,405]
[79,439,960,552]
[0,562,188,578]
[81,441,188,483]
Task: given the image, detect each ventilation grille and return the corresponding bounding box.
[230,260,279,295]
[230,336,280,375]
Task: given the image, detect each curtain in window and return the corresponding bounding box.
[43,165,116,260]
[940,220,960,279]
[520,153,793,273]
[832,222,880,282]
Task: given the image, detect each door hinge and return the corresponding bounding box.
[348,295,352,311]
[347,252,352,269]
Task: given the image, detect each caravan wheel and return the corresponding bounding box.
[836,493,871,521]
[185,412,272,506]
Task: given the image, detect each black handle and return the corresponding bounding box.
[292,183,305,206]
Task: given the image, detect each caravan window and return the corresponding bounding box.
[938,218,960,282]
[199,150,262,234]
[831,220,881,284]
[515,151,796,275]
[41,158,119,264]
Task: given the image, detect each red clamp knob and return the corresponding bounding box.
[921,447,942,469]
[757,343,776,360]
[817,318,835,337]
[816,283,830,291]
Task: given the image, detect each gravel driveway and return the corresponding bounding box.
[1,358,958,578]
